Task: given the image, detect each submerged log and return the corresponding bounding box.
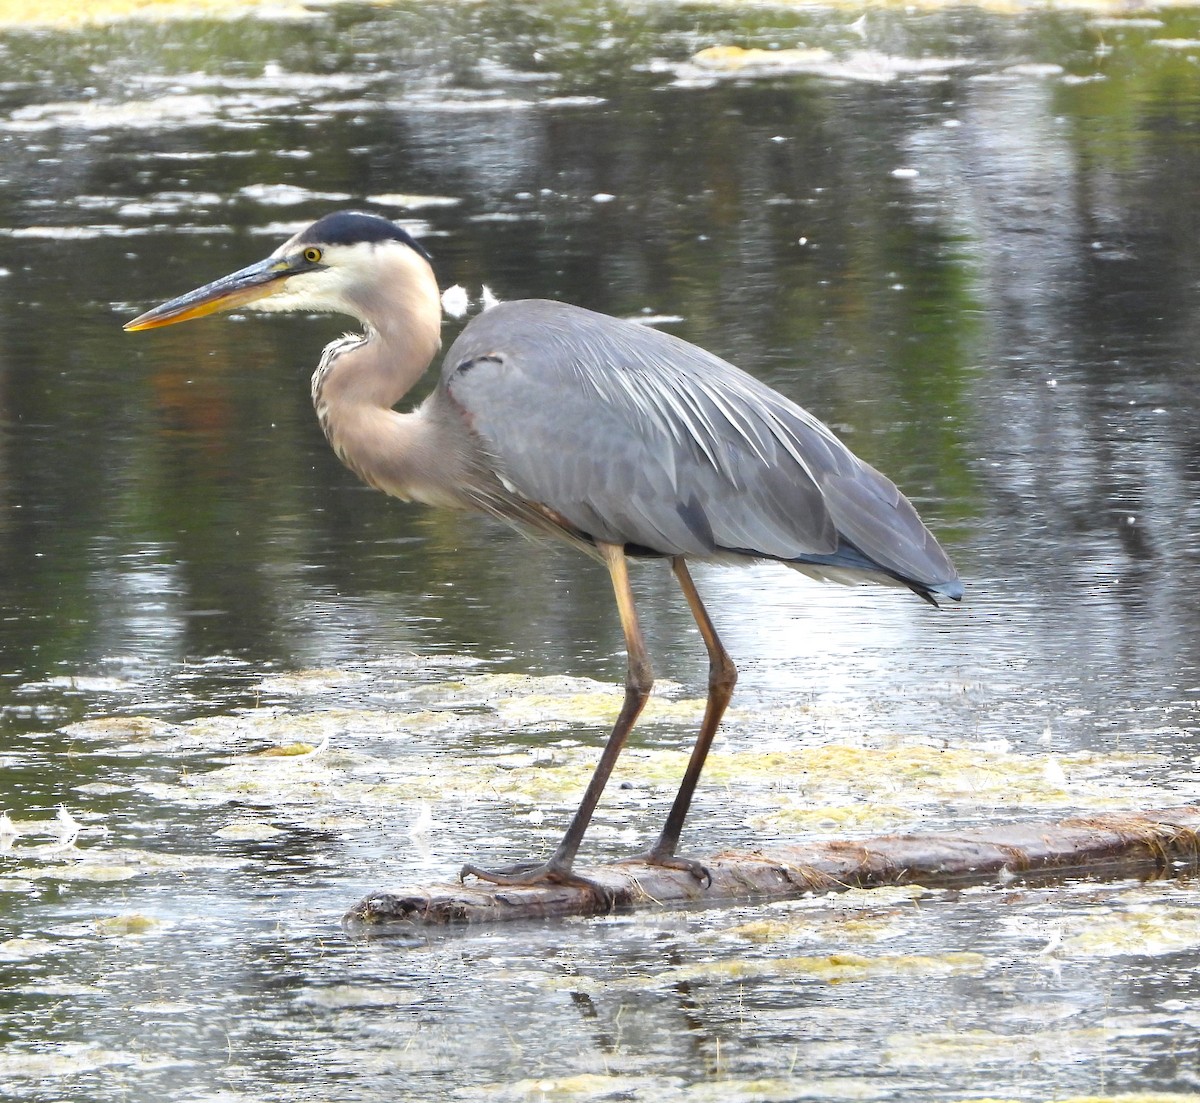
[345,806,1200,928]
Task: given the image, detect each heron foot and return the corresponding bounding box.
[458,860,543,882]
[617,851,712,888]
[459,860,615,911]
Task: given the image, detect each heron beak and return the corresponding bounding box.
[124,255,291,331]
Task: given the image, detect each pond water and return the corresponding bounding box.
[3,1,1200,1099]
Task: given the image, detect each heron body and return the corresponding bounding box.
[127,210,961,896]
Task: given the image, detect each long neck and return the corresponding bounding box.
[311,251,454,504]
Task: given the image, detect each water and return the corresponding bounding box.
[3,2,1200,1099]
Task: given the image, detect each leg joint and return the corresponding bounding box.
[710,654,737,693]
[627,658,654,698]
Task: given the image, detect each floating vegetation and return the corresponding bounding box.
[1056,903,1200,958]
[886,1025,1114,1067]
[94,913,162,936]
[718,886,930,945]
[0,0,320,30]
[687,45,973,84]
[293,984,425,1010]
[41,671,1174,850]
[0,937,58,961]
[1,844,244,887]
[659,950,988,986]
[0,1045,174,1080]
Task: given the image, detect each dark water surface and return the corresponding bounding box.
[3,2,1200,1100]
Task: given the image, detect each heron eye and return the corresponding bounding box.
[303,247,323,264]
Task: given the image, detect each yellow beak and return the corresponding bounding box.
[124,256,290,331]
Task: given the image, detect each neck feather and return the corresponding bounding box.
[311,250,454,504]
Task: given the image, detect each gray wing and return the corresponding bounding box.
[438,300,959,597]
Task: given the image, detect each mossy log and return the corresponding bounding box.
[345,806,1200,928]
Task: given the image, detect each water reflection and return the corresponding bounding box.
[3,1,1200,1099]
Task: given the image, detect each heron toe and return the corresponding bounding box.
[619,851,712,888]
[459,860,615,910]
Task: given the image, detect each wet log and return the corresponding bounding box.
[345,806,1200,928]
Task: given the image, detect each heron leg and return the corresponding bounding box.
[460,541,653,903]
[620,557,736,886]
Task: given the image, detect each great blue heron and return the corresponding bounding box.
[126,210,961,893]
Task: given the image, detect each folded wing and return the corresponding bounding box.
[439,300,960,600]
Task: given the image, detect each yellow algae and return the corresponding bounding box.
[703,0,1200,11]
[950,1098,1200,1103]
[72,782,129,796]
[683,1081,869,1102]
[31,864,140,883]
[254,742,320,757]
[139,713,1164,830]
[0,938,58,961]
[694,45,835,70]
[294,985,424,1009]
[690,44,971,83]
[95,913,161,936]
[257,669,372,696]
[692,742,1158,813]
[496,691,707,727]
[292,812,369,832]
[749,802,913,831]
[382,709,458,731]
[668,950,986,985]
[1057,905,1200,957]
[59,716,175,742]
[11,0,1193,31]
[724,917,821,943]
[887,1026,1113,1068]
[489,1075,649,1099]
[1044,1096,1200,1102]
[187,707,447,749]
[15,846,244,885]
[0,0,320,30]
[491,1078,837,1102]
[721,913,908,944]
[720,889,925,944]
[834,916,909,940]
[17,982,101,997]
[429,671,614,708]
[129,1000,193,1014]
[831,885,929,907]
[427,671,690,711]
[0,1046,144,1078]
[79,684,1164,834]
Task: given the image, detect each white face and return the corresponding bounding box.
[251,238,385,316]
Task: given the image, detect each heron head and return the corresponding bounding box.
[124,211,435,331]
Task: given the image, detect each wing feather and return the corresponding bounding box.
[438,300,958,594]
